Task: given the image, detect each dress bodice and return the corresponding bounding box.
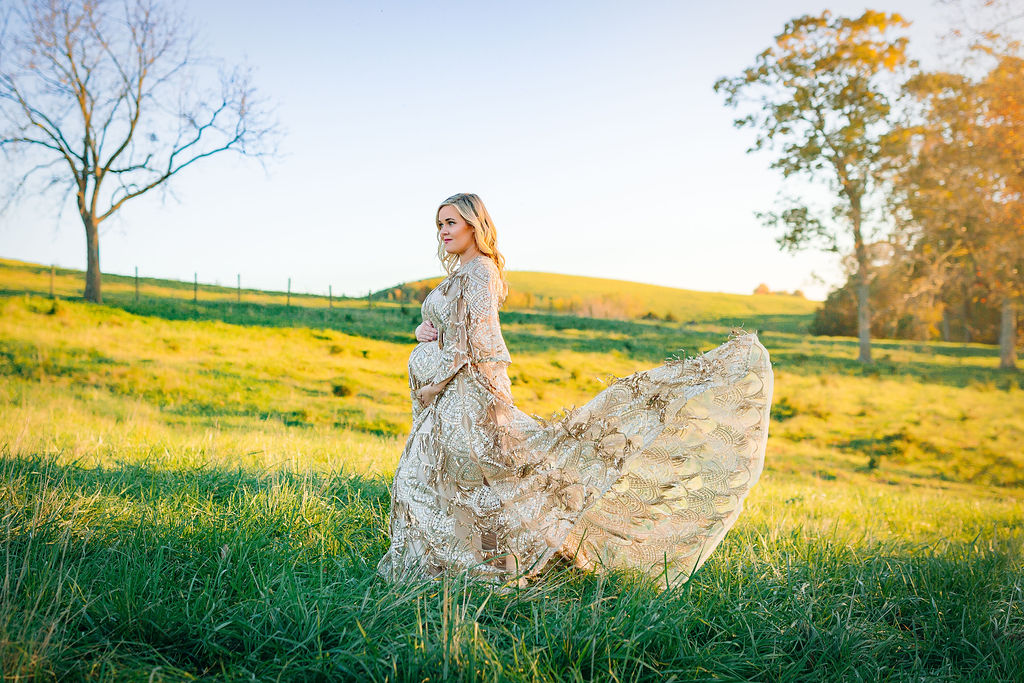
[407,255,511,396]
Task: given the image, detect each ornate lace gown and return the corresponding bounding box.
[377,254,774,587]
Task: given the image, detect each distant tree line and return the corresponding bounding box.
[809,246,1023,346]
[753,283,806,298]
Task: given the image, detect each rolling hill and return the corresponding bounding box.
[2,256,819,335]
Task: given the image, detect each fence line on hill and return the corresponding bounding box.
[38,262,716,321]
[45,263,387,311]
[35,262,829,328]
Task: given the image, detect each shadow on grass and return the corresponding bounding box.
[38,290,815,347]
[16,454,391,509]
[708,312,811,335]
[768,345,1022,388]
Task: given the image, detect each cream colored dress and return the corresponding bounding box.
[377,254,774,587]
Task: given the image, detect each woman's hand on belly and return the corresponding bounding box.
[415,320,438,343]
[414,382,444,407]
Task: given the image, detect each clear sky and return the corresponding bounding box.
[3,0,953,300]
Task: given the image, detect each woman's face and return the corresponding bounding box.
[437,205,476,257]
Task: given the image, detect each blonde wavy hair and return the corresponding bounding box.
[436,193,509,305]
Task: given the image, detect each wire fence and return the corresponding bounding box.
[38,263,404,311]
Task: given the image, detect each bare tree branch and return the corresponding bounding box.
[0,0,281,302]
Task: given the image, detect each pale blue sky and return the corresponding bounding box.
[4,0,951,300]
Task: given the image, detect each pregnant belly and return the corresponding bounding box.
[408,341,441,389]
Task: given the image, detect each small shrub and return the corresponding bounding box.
[841,430,910,470]
[772,396,798,421]
[269,409,310,427]
[332,382,354,397]
[512,371,532,386]
[781,428,814,442]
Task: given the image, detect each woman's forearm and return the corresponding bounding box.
[431,375,453,393]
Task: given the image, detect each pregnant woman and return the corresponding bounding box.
[377,192,774,589]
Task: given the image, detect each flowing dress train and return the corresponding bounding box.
[377,254,774,587]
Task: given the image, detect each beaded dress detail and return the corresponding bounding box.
[377,255,774,587]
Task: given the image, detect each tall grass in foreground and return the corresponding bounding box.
[2,455,1021,681]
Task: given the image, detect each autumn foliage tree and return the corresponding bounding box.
[714,11,914,363]
[890,54,1023,369]
[982,54,1024,369]
[0,0,278,303]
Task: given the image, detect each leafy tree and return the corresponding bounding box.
[888,70,989,342]
[714,11,914,363]
[892,55,1022,369]
[0,0,278,303]
[903,0,1023,367]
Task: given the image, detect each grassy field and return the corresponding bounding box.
[1,258,1022,681]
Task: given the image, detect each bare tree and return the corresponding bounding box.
[0,0,278,302]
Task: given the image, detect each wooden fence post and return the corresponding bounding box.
[49,264,55,299]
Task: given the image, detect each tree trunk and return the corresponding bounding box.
[961,286,972,343]
[999,297,1017,370]
[856,271,871,362]
[83,214,102,303]
[851,196,871,364]
[941,306,951,342]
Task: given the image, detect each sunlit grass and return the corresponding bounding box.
[1,257,1021,680]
